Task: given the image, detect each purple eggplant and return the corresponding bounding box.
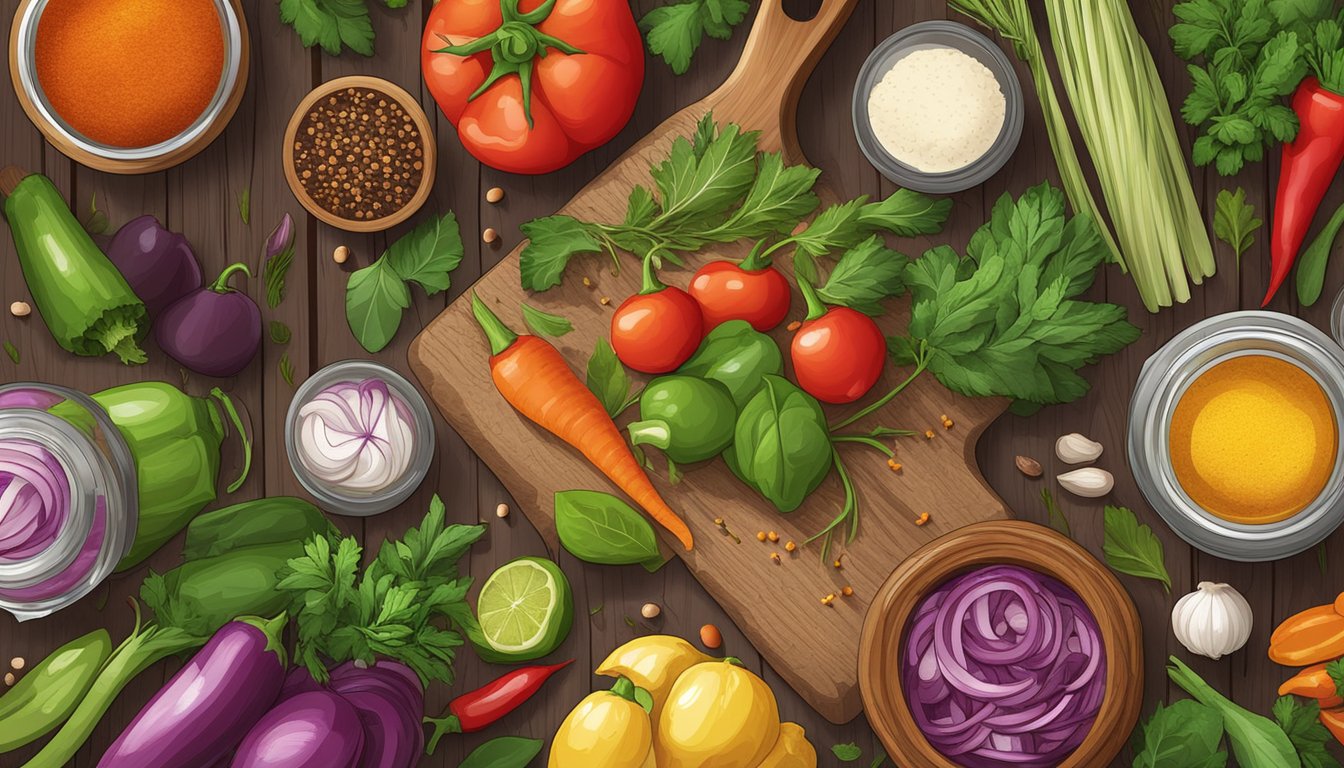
[156,262,262,378]
[231,690,365,768]
[97,614,287,768]
[105,215,202,319]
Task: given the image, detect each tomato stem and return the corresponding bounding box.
[639,253,666,295]
[738,239,773,271]
[470,292,519,356]
[795,273,828,321]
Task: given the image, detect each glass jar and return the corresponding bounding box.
[0,383,137,620]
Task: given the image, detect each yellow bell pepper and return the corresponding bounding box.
[756,723,817,768]
[597,634,713,725]
[656,659,780,768]
[549,678,654,768]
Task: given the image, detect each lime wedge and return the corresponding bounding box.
[474,556,573,662]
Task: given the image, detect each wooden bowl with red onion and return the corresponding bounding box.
[859,520,1142,768]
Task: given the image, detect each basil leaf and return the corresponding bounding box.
[269,321,292,345]
[677,320,782,407]
[555,490,661,568]
[1103,505,1171,591]
[832,743,863,762]
[384,211,463,294]
[459,736,544,768]
[346,258,410,353]
[728,376,831,512]
[1132,700,1227,768]
[519,215,603,292]
[586,339,633,418]
[521,303,574,337]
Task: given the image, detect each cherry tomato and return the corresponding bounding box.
[689,260,792,331]
[611,261,704,373]
[791,278,886,404]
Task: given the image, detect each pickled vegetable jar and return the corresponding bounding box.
[0,383,136,620]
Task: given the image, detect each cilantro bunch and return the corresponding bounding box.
[889,183,1141,412]
[279,0,407,57]
[277,495,486,686]
[640,0,750,75]
[1170,0,1337,175]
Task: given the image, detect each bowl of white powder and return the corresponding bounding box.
[853,21,1023,193]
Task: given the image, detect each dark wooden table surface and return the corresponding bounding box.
[1,0,1340,765]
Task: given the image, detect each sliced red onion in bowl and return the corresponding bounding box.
[902,564,1106,768]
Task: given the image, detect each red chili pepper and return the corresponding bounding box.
[423,659,573,754]
[1265,77,1344,306]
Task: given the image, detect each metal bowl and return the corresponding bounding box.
[9,0,249,174]
[852,20,1024,194]
[1129,311,1344,561]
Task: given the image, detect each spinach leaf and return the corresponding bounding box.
[727,376,831,512]
[459,736,544,768]
[1132,700,1227,768]
[677,320,783,407]
[555,490,662,571]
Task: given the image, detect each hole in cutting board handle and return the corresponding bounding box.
[781,0,822,22]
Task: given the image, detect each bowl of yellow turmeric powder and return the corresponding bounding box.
[1129,311,1344,562]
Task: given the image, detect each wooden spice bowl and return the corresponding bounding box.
[283,76,436,233]
[858,520,1143,768]
[9,0,249,174]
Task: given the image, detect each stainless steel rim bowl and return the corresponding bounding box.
[851,20,1025,194]
[285,361,437,518]
[12,0,244,162]
[1128,311,1344,561]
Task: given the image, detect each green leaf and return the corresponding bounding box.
[1328,659,1344,697]
[279,353,295,387]
[459,736,544,768]
[1169,657,1302,768]
[586,339,633,418]
[269,321,292,345]
[831,743,863,762]
[520,303,574,337]
[384,212,464,295]
[706,152,821,241]
[1213,187,1263,265]
[640,0,748,75]
[1103,506,1171,591]
[650,123,759,229]
[817,236,909,315]
[264,243,295,310]
[1041,488,1070,536]
[1297,201,1344,306]
[346,258,411,353]
[728,376,831,513]
[237,188,250,225]
[1276,696,1343,768]
[3,341,17,365]
[555,490,661,567]
[633,686,655,713]
[519,216,604,291]
[82,193,109,236]
[1132,699,1227,768]
[278,0,375,56]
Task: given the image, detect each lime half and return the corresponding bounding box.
[474,556,573,662]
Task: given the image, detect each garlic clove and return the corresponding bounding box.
[1056,433,1104,464]
[1171,582,1252,660]
[1056,467,1114,498]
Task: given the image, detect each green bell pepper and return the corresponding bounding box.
[628,375,736,464]
[677,320,783,408]
[50,382,252,571]
[0,628,110,753]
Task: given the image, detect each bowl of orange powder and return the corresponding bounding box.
[9,0,248,173]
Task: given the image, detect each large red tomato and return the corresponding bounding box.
[421,0,644,174]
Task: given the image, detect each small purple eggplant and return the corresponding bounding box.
[156,262,262,378]
[231,690,365,768]
[105,215,203,319]
[97,614,287,768]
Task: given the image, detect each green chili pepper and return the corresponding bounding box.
[628,375,736,464]
[49,382,253,571]
[0,629,111,753]
[1,171,148,364]
[677,320,783,408]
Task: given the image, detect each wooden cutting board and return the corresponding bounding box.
[409,0,1011,724]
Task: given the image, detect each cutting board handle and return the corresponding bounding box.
[708,0,861,159]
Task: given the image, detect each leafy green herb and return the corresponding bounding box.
[1275,696,1342,768]
[278,0,407,56]
[1169,657,1301,768]
[869,749,887,768]
[1042,488,1070,536]
[458,736,544,768]
[1327,658,1344,697]
[1213,188,1263,267]
[888,183,1140,410]
[1104,505,1171,592]
[346,212,463,352]
[1131,699,1227,768]
[1305,14,1344,94]
[1296,201,1344,306]
[816,236,909,315]
[521,303,574,337]
[263,244,294,310]
[782,191,951,283]
[554,490,662,571]
[586,339,638,418]
[279,353,295,387]
[639,0,749,74]
[3,341,17,365]
[268,321,292,345]
[831,743,863,762]
[278,495,485,686]
[237,188,250,225]
[82,193,109,236]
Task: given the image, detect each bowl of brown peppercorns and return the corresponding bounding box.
[283,76,435,232]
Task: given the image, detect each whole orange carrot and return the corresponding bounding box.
[471,293,693,550]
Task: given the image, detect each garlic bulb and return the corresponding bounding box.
[1056,433,1103,464]
[1056,467,1114,498]
[1171,582,1253,660]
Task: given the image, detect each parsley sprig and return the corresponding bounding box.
[639,0,750,75]
[279,0,408,57]
[277,495,485,686]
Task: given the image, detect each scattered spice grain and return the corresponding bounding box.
[770,552,781,564]
[1015,455,1043,478]
[600,297,611,306]
[784,540,796,553]
[786,321,802,332]
[699,624,722,649]
[9,301,29,318]
[767,531,779,543]
[756,531,767,542]
[887,459,902,472]
[333,245,350,264]
[841,586,854,597]
[483,227,499,244]
[915,512,931,526]
[495,503,509,519]
[924,429,936,439]
[291,87,425,222]
[582,276,593,287]
[641,603,660,619]
[3,672,12,686]
[8,657,21,670]
[486,187,505,204]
